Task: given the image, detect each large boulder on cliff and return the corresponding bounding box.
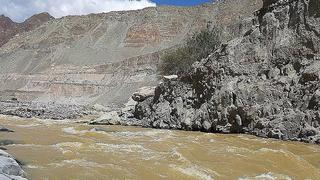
[132,87,156,102]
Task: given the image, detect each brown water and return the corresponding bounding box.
[0,115,320,180]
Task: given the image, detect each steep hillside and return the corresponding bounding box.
[131,0,320,144]
[0,13,53,47]
[0,0,262,108]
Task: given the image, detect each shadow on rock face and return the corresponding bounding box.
[309,0,320,18]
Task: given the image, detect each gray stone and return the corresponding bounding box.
[132,87,156,102]
[0,150,27,180]
[163,75,178,81]
[0,126,14,133]
[89,111,121,125]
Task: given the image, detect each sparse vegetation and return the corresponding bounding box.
[159,24,221,75]
[309,0,320,18]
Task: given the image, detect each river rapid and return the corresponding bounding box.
[0,115,319,180]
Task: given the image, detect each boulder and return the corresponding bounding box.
[121,98,138,118]
[0,150,27,180]
[89,111,121,125]
[92,104,110,112]
[0,126,14,132]
[132,87,156,102]
[163,75,178,81]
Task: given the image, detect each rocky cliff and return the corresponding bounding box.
[0,0,262,113]
[0,126,27,180]
[130,0,320,144]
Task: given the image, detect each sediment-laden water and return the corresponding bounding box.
[0,116,319,180]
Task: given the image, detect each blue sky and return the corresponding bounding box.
[153,0,211,6]
[0,0,212,22]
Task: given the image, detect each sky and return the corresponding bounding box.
[0,0,211,22]
[153,0,210,6]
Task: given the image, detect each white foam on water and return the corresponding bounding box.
[308,146,320,152]
[54,142,83,148]
[16,123,42,128]
[53,142,83,154]
[7,144,45,148]
[169,148,220,179]
[62,127,112,136]
[226,146,252,154]
[258,148,286,153]
[238,172,292,180]
[94,143,146,153]
[259,147,320,172]
[169,148,189,162]
[88,128,109,135]
[26,165,44,169]
[237,135,268,143]
[49,159,105,168]
[111,130,173,141]
[92,143,162,160]
[62,127,88,135]
[170,164,216,180]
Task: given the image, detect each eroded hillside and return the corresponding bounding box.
[0,0,262,108]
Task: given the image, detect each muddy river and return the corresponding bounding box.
[0,116,319,180]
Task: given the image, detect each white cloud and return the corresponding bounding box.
[0,0,156,22]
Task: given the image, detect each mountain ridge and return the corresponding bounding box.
[0,12,54,47]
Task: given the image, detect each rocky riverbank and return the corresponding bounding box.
[0,101,94,120]
[0,126,27,180]
[90,0,320,144]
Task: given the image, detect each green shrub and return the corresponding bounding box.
[159,25,221,75]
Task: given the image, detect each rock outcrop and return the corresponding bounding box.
[131,0,320,144]
[132,86,156,102]
[0,150,27,180]
[0,0,262,112]
[0,126,27,180]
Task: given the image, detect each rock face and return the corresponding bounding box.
[90,111,121,125]
[0,125,27,180]
[132,86,156,102]
[133,0,320,144]
[0,0,262,111]
[0,13,53,47]
[0,150,27,180]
